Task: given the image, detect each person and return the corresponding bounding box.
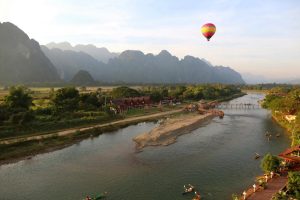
[270,171,274,178]
[184,185,189,192]
[188,184,193,192]
[85,196,91,200]
[193,191,201,200]
[253,184,256,192]
[184,184,194,193]
[242,191,247,200]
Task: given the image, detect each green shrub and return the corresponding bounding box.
[9,111,35,125]
[34,107,54,115]
[287,171,300,196]
[272,191,288,200]
[4,86,33,111]
[52,87,80,112]
[261,153,280,173]
[231,193,239,200]
[0,105,9,123]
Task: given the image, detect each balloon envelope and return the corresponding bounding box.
[201,23,216,41]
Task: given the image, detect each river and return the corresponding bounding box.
[0,93,291,200]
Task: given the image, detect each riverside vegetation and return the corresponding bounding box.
[262,86,300,200]
[239,86,300,200]
[262,86,300,146]
[0,84,243,163]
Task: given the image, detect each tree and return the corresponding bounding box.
[4,86,33,111]
[0,104,9,123]
[287,171,300,197]
[202,86,216,99]
[182,89,194,100]
[79,92,101,109]
[261,153,280,173]
[169,85,186,98]
[111,86,140,98]
[149,90,163,103]
[52,87,80,112]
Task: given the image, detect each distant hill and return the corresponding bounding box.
[0,22,60,84]
[42,46,245,84]
[100,50,245,84]
[242,73,300,84]
[70,70,96,86]
[41,46,106,81]
[242,73,268,84]
[46,42,119,63]
[289,79,300,84]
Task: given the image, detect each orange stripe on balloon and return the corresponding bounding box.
[201,26,216,32]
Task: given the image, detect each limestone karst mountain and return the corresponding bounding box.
[0,22,60,84]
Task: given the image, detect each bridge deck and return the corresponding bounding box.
[217,103,260,109]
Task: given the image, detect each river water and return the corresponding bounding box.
[0,93,291,200]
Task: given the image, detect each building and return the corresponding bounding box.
[111,96,152,113]
[285,115,297,123]
[278,145,300,164]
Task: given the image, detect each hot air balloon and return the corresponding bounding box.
[201,23,216,41]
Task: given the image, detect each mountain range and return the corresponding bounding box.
[46,42,119,63]
[0,22,245,85]
[42,46,245,84]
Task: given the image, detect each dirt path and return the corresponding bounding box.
[0,109,183,145]
[246,176,287,200]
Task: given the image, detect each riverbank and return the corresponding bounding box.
[0,109,183,165]
[133,113,214,150]
[0,92,245,165]
[271,112,299,146]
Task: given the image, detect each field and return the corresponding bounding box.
[0,86,142,104]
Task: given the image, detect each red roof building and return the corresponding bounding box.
[111,96,152,112]
[278,145,300,163]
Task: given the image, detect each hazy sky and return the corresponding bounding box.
[1,0,300,79]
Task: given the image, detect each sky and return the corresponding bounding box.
[1,0,300,80]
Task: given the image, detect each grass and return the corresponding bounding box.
[0,112,118,140]
[0,104,183,140]
[123,104,182,117]
[0,110,171,164]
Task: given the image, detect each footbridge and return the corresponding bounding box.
[217,103,261,110]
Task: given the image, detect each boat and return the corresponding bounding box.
[265,131,272,137]
[254,153,261,159]
[276,133,280,137]
[182,184,195,195]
